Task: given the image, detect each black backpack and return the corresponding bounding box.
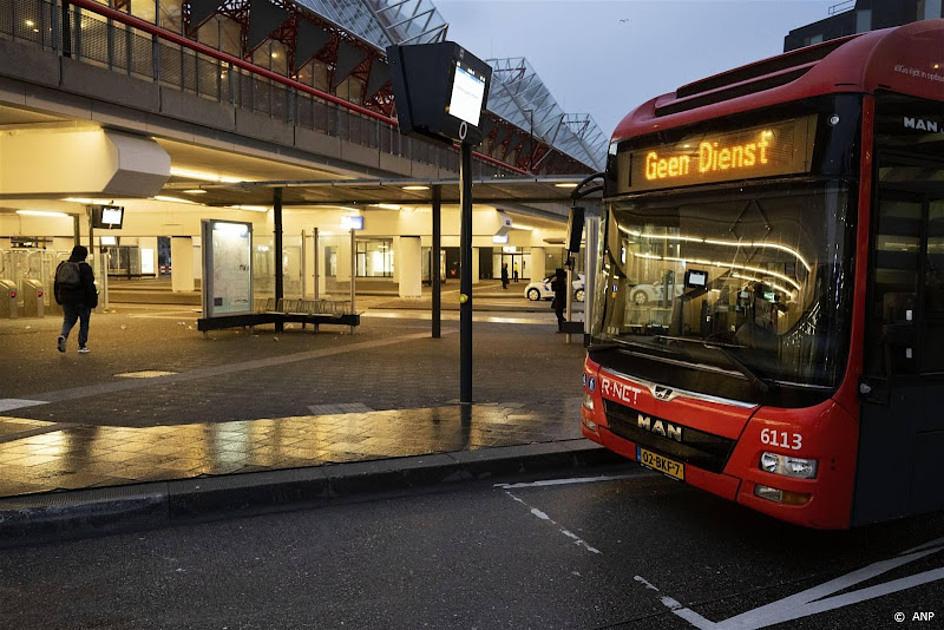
[56,262,82,289]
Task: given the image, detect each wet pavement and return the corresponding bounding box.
[0,304,586,498]
[0,402,582,497]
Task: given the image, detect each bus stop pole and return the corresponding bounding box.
[459,143,473,407]
[312,227,319,300]
[431,184,442,339]
[273,187,284,333]
[349,228,356,334]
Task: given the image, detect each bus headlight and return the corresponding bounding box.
[582,392,595,411]
[760,452,818,479]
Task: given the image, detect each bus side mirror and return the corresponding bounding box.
[566,207,585,254]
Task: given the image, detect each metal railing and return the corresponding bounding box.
[0,0,520,177]
[828,0,856,16]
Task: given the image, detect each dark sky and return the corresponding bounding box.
[437,1,838,137]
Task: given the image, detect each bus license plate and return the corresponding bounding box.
[637,447,685,481]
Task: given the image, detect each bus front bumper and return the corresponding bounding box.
[581,417,852,530]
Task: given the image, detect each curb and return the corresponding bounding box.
[0,440,626,548]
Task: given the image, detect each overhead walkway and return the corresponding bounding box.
[0,0,603,191]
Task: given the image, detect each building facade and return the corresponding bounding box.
[784,0,943,51]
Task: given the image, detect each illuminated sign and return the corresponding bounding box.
[341,215,365,231]
[619,116,817,193]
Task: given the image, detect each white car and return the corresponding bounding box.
[525,273,585,302]
[628,282,685,305]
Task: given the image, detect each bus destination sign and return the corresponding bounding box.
[619,115,817,193]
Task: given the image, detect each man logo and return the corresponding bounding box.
[904,116,940,133]
[637,413,684,442]
[653,386,673,400]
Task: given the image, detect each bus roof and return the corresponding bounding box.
[612,19,944,145]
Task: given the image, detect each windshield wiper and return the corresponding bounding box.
[589,337,689,360]
[654,336,772,393]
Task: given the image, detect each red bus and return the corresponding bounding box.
[580,20,944,529]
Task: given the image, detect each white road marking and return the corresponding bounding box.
[502,489,601,555]
[633,575,717,629]
[713,543,944,629]
[495,471,656,489]
[636,538,944,629]
[0,399,47,413]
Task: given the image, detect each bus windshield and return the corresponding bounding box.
[593,179,855,389]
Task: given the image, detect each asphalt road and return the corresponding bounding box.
[2,466,943,629]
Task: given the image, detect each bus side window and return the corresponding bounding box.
[923,199,944,373]
[867,194,922,376]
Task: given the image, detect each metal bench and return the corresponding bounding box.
[197,298,361,333]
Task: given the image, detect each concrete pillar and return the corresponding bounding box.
[398,236,422,298]
[472,247,481,285]
[171,237,194,292]
[530,246,546,282]
[392,237,401,284]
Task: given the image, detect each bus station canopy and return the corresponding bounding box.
[163,175,593,218]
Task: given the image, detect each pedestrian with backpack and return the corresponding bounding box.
[54,245,98,354]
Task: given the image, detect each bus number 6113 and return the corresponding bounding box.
[760,428,803,450]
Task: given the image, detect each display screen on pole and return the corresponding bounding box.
[448,62,486,126]
[92,205,125,229]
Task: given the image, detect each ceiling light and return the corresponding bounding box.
[225,205,269,213]
[554,182,579,189]
[510,222,538,231]
[16,210,69,218]
[153,195,198,205]
[170,167,243,184]
[183,189,208,195]
[402,185,430,191]
[62,197,111,204]
[374,203,402,210]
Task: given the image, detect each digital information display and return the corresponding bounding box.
[619,115,817,193]
[685,269,709,289]
[92,205,125,229]
[448,62,487,126]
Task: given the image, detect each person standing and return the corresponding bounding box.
[550,268,567,332]
[54,245,98,354]
[500,262,509,290]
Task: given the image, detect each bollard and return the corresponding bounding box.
[21,279,45,318]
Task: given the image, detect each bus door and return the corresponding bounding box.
[855,183,944,525]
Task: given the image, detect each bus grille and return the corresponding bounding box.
[603,400,737,473]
